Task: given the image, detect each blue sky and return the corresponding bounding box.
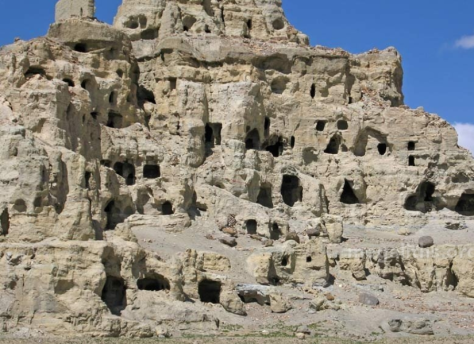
[0,0,473,153]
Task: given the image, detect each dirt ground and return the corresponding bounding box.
[1,336,474,344]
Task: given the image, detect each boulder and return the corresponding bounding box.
[358,292,380,306]
[418,236,434,248]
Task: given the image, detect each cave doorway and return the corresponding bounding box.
[246,219,258,235]
[198,280,222,304]
[281,175,303,207]
[102,276,127,316]
[257,184,273,208]
[245,129,261,150]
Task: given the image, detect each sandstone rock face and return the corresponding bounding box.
[247,239,329,287]
[0,0,472,338]
[56,0,95,22]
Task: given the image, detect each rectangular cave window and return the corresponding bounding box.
[270,223,281,240]
[264,117,271,136]
[281,175,303,207]
[205,123,222,147]
[257,184,273,208]
[337,120,349,130]
[101,276,127,316]
[85,171,92,189]
[143,164,160,179]
[107,112,123,128]
[1,209,9,236]
[169,78,177,91]
[198,280,221,304]
[409,156,416,166]
[246,220,257,235]
[245,129,261,150]
[316,121,327,132]
[408,141,416,151]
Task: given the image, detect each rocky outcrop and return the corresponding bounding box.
[247,239,329,287]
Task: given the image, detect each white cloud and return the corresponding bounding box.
[454,123,474,156]
[455,34,474,49]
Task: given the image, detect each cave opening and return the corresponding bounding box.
[270,223,282,240]
[107,112,123,129]
[377,143,387,155]
[198,280,222,304]
[113,161,135,186]
[143,164,160,179]
[337,120,349,131]
[324,135,341,154]
[316,121,326,132]
[281,175,303,207]
[246,220,257,235]
[1,209,9,236]
[257,184,273,208]
[404,181,437,213]
[101,276,127,316]
[265,138,284,157]
[340,180,360,204]
[455,193,474,216]
[245,129,260,150]
[310,84,316,99]
[162,201,174,215]
[137,275,170,291]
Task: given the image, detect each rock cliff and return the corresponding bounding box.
[0,0,473,339]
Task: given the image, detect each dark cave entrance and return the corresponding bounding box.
[198,280,222,304]
[316,121,326,132]
[107,112,123,128]
[265,138,284,157]
[137,275,170,291]
[161,201,174,215]
[270,223,282,240]
[1,209,9,236]
[246,220,258,235]
[143,164,160,179]
[324,135,341,154]
[102,276,127,316]
[337,120,348,130]
[257,184,273,208]
[340,180,360,205]
[281,175,303,207]
[245,129,261,150]
[113,161,136,186]
[404,181,437,213]
[104,201,134,230]
[377,143,387,155]
[455,193,474,216]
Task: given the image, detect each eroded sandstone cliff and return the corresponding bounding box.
[0,0,473,339]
